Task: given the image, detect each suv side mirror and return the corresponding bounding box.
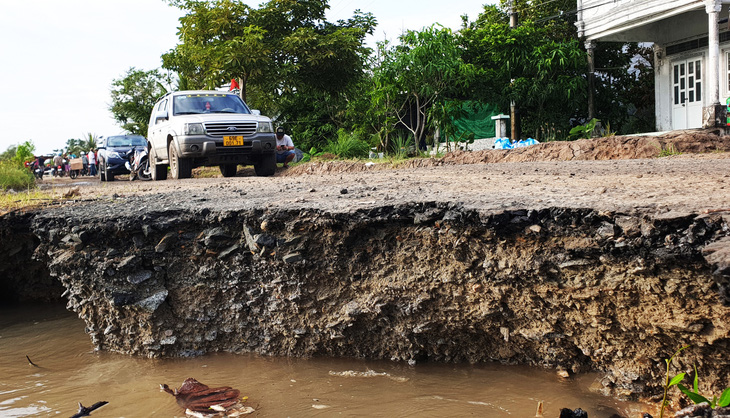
[251,109,261,116]
[155,110,169,122]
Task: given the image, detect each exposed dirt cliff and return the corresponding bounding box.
[2,129,729,408]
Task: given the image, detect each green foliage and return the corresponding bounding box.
[164,0,375,149]
[390,133,414,158]
[660,345,689,418]
[569,118,599,140]
[322,129,371,159]
[368,25,474,150]
[0,160,35,191]
[65,138,85,156]
[109,68,168,136]
[461,15,587,140]
[655,143,682,157]
[676,364,730,408]
[0,145,17,161]
[299,147,323,163]
[13,141,35,166]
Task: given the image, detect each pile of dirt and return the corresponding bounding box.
[284,128,730,176]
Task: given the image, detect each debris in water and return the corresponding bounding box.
[312,404,330,409]
[328,369,409,382]
[69,401,108,418]
[559,408,588,418]
[535,400,544,417]
[26,355,38,367]
[160,377,254,417]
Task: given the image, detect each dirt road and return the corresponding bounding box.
[36,133,730,218]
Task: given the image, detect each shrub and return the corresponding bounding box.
[322,129,371,159]
[0,160,36,191]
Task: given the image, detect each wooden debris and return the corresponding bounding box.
[26,355,38,367]
[69,401,108,418]
[535,400,544,417]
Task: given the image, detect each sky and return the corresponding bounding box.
[0,0,492,155]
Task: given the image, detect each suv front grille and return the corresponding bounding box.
[204,122,257,137]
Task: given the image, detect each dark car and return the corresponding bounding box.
[98,134,147,181]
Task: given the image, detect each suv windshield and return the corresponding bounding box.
[173,94,250,116]
[107,135,146,147]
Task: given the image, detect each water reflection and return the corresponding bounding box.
[0,304,648,417]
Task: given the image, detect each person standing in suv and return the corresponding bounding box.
[275,127,295,168]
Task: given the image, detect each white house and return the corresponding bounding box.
[576,0,730,130]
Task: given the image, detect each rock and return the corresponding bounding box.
[242,224,259,253]
[596,222,618,238]
[203,227,230,248]
[117,255,139,269]
[254,234,277,248]
[155,232,177,253]
[283,252,303,263]
[615,216,641,237]
[132,234,145,248]
[134,289,168,312]
[218,244,240,259]
[674,403,711,417]
[127,270,153,285]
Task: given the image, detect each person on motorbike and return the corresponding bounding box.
[53,153,64,177]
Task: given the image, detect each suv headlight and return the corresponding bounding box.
[184,123,205,135]
[257,121,273,133]
[108,151,122,159]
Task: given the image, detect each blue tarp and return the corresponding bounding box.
[493,137,539,150]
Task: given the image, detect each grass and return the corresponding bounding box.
[0,161,36,191]
[0,189,60,212]
[655,143,682,157]
[323,130,371,159]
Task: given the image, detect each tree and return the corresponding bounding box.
[13,141,35,166]
[163,0,375,150]
[65,138,85,156]
[460,4,587,140]
[368,25,475,150]
[109,68,169,136]
[0,145,17,161]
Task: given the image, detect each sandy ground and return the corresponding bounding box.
[26,130,730,218]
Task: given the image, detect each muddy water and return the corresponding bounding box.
[1,304,649,417]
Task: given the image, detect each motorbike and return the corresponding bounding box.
[30,161,44,180]
[125,147,151,181]
[51,164,65,177]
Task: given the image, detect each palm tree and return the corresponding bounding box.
[65,138,84,156]
[81,133,99,151]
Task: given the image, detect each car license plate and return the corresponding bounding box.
[223,136,244,146]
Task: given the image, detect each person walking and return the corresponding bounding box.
[87,149,97,176]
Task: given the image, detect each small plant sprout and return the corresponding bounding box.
[660,345,689,418]
[677,364,730,408]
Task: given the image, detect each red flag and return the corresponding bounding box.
[229,78,240,91]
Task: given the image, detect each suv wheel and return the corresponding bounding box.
[100,160,114,182]
[149,146,168,181]
[220,164,237,177]
[254,153,276,177]
[169,142,192,179]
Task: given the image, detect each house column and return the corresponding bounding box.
[586,40,595,120]
[704,0,724,127]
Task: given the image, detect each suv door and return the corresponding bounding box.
[149,98,170,161]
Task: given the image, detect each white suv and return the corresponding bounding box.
[147,90,277,179]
